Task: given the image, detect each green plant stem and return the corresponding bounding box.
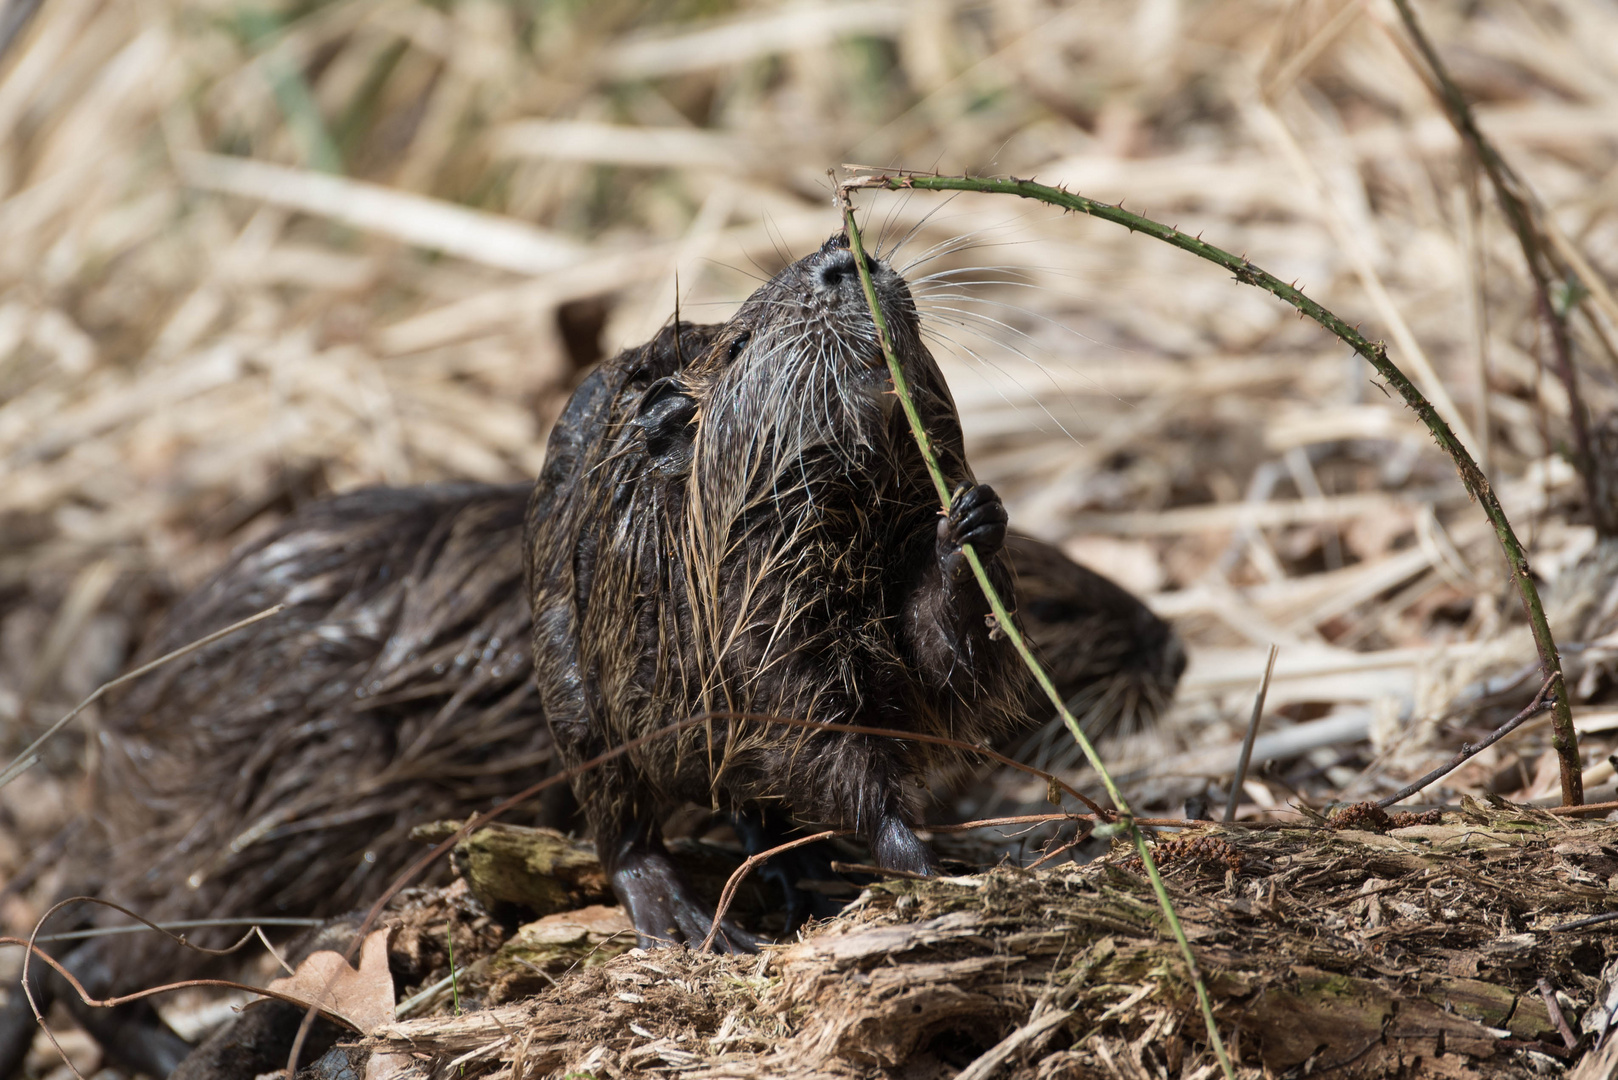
[446,922,461,1017]
[842,169,1581,808]
[1387,0,1593,803]
[838,201,1235,1080]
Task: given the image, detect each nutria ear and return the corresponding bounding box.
[635,377,697,476]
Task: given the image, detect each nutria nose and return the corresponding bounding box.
[817,250,858,289]
[815,247,879,291]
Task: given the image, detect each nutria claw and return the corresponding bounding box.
[612,843,761,953]
[938,482,1008,578]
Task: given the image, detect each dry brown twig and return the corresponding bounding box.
[1388,0,1611,535]
[6,896,360,1080]
[1224,644,1278,823]
[700,830,843,952]
[1377,674,1558,809]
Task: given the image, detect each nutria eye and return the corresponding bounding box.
[727,332,751,362]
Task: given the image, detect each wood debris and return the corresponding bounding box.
[256,800,1616,1078]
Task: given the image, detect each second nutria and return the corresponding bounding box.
[525,233,1029,950]
[0,484,551,1078]
[1006,533,1187,769]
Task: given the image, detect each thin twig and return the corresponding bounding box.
[18,916,325,944]
[930,813,1199,833]
[0,603,287,790]
[837,195,1235,1080]
[1537,978,1580,1051]
[1376,676,1556,808]
[14,894,347,1080]
[1224,645,1278,823]
[827,860,928,880]
[1548,799,1618,818]
[1549,910,1618,933]
[841,168,1582,809]
[1388,0,1609,543]
[701,830,842,951]
[1023,830,1090,871]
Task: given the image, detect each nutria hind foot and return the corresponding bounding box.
[731,809,847,933]
[613,845,760,953]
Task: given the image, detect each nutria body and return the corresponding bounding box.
[525,234,1027,949]
[0,484,554,1077]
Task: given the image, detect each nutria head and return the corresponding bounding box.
[672,233,934,485]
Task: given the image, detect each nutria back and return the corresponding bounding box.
[88,484,549,971]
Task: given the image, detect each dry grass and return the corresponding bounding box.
[4,0,1618,1058]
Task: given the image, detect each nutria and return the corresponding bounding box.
[525,233,1030,950]
[1,262,1183,1074]
[0,483,551,1077]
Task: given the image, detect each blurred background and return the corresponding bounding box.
[4,0,1618,966]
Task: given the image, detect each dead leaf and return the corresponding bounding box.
[366,1051,417,1080]
[265,927,396,1034]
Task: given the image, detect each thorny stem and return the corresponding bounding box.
[841,168,1583,809]
[838,197,1236,1080]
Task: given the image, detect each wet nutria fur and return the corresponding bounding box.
[0,484,552,1078]
[525,234,1028,949]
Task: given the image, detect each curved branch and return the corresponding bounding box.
[840,168,1582,808]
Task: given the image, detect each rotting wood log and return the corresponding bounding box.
[320,801,1616,1079]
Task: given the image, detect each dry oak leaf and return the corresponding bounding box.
[265,928,396,1034]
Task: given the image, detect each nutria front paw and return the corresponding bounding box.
[937,482,1007,580]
